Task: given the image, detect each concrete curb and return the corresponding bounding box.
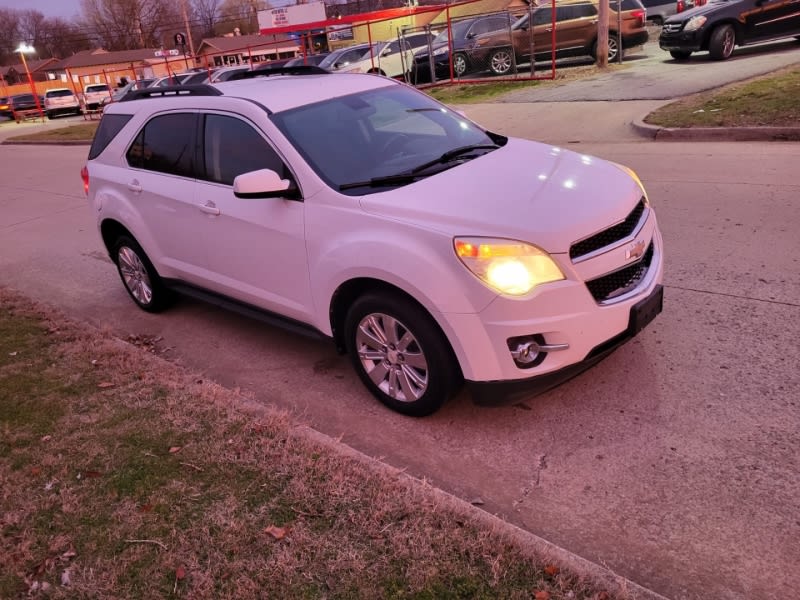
[1,139,91,146]
[632,115,800,141]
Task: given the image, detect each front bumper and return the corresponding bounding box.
[659,30,704,51]
[467,284,663,405]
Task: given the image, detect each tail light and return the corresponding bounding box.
[632,9,645,26]
[677,0,685,12]
[80,165,89,196]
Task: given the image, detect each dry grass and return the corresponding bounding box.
[0,287,623,599]
[5,122,99,143]
[645,65,800,128]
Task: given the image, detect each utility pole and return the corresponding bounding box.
[180,0,197,61]
[597,0,609,68]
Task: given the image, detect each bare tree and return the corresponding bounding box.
[218,0,269,36]
[80,0,183,50]
[0,8,22,62]
[39,19,93,58]
[193,0,222,38]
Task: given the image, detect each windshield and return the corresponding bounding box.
[271,85,500,195]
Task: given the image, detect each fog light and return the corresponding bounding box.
[507,334,569,369]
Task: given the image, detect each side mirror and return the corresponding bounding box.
[233,169,300,200]
[466,32,475,39]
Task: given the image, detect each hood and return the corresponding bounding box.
[665,0,730,22]
[358,138,644,255]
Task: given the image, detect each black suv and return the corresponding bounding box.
[413,14,512,80]
[659,0,800,60]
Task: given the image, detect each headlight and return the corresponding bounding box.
[433,46,449,56]
[454,237,565,296]
[684,15,707,32]
[610,162,650,207]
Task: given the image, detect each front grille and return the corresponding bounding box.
[570,198,646,261]
[662,23,683,33]
[585,242,654,302]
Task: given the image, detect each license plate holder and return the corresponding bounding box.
[629,284,663,335]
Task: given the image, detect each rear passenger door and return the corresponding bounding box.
[194,112,312,323]
[742,0,800,40]
[124,112,210,284]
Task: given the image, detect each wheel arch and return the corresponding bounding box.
[700,19,742,50]
[329,277,462,378]
[100,219,136,258]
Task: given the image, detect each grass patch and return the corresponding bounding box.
[645,66,800,128]
[5,122,98,142]
[0,287,624,599]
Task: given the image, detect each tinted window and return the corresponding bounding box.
[532,8,553,25]
[557,4,597,20]
[126,113,196,178]
[89,113,133,160]
[46,89,75,98]
[201,114,284,186]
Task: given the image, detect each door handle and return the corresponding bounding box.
[199,203,220,216]
[127,180,142,193]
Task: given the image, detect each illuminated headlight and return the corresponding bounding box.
[684,15,707,31]
[610,162,650,206]
[433,46,449,56]
[454,237,565,296]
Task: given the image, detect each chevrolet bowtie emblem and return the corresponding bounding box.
[626,239,646,260]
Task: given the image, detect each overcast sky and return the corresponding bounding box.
[0,0,83,19]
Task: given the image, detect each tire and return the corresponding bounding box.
[670,50,693,60]
[46,111,54,120]
[489,48,514,75]
[112,235,172,313]
[344,292,461,417]
[453,52,468,77]
[708,24,735,60]
[591,36,621,61]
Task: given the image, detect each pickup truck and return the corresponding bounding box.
[81,84,111,111]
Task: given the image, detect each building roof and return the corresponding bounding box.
[197,33,298,54]
[0,58,58,76]
[49,48,164,70]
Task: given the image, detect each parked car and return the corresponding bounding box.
[659,0,800,60]
[209,66,253,83]
[641,0,678,24]
[284,53,331,67]
[675,0,707,13]
[334,40,416,78]
[102,79,156,105]
[0,96,8,117]
[413,14,512,80]
[317,44,375,71]
[43,87,82,118]
[82,83,112,110]
[178,70,215,85]
[471,0,649,74]
[82,72,663,416]
[2,93,43,118]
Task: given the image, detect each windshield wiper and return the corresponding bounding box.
[339,173,421,191]
[338,143,500,192]
[408,143,500,175]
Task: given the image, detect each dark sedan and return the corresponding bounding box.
[0,93,44,118]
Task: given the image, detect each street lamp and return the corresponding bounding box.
[15,42,45,119]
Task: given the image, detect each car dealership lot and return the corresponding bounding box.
[1,68,799,600]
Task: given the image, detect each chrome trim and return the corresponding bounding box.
[597,242,660,306]
[572,205,649,265]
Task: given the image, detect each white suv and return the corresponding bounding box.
[43,88,81,118]
[81,71,664,416]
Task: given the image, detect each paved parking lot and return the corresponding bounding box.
[1,46,799,599]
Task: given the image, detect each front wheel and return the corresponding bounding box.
[453,52,468,77]
[489,48,514,75]
[669,50,693,60]
[112,235,173,313]
[344,292,462,417]
[708,24,735,60]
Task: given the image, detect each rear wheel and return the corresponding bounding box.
[344,292,461,417]
[46,111,54,120]
[453,52,468,77]
[670,50,693,60]
[112,235,173,313]
[591,36,621,61]
[708,24,735,60]
[489,48,514,75]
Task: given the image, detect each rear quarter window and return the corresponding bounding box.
[88,113,133,160]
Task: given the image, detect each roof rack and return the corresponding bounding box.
[227,66,330,81]
[119,84,223,102]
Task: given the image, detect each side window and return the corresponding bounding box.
[201,114,284,186]
[579,3,599,17]
[125,113,195,178]
[89,113,133,160]
[533,8,553,25]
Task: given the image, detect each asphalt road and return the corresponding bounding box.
[1,43,799,600]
